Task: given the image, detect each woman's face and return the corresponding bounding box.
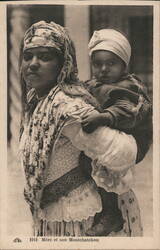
[91,50,126,84]
[22,47,63,97]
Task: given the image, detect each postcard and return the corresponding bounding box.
[0,0,159,249]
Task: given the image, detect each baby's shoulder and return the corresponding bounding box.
[118,74,144,93]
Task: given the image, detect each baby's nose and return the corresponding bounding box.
[101,64,109,73]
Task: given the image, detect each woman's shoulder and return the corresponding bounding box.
[53,89,95,118]
[53,90,73,105]
[54,89,88,107]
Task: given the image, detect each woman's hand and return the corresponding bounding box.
[81,112,111,133]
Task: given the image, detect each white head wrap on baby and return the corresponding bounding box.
[88,29,131,66]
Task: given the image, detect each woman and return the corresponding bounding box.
[19,21,142,236]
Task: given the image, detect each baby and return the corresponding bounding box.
[81,29,152,236]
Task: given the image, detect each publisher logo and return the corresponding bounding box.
[13,238,22,243]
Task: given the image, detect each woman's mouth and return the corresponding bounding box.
[27,72,39,76]
[27,72,39,79]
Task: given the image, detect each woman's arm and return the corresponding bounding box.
[62,113,137,194]
[54,91,137,194]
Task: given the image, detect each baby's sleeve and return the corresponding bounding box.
[102,78,152,164]
[103,77,152,132]
[105,97,138,130]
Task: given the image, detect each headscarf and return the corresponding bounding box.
[21,20,78,84]
[88,29,131,67]
[20,21,100,121]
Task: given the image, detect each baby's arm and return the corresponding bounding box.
[104,97,139,131]
[81,96,138,133]
[82,77,151,133]
[106,75,152,131]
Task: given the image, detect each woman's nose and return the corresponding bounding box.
[29,56,40,71]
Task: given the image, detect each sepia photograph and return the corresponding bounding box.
[0,0,160,249]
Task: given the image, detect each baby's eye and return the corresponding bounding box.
[108,61,114,66]
[39,53,53,61]
[23,52,33,61]
[92,61,101,67]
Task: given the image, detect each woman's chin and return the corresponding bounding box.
[34,85,54,98]
[26,80,40,89]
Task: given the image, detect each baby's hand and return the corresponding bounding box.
[82,113,108,133]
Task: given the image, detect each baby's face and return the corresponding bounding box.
[91,50,126,84]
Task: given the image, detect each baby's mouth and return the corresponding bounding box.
[27,72,39,76]
[99,76,111,83]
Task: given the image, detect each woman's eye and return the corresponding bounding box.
[39,53,53,61]
[23,52,33,61]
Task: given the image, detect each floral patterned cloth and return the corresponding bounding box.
[118,189,143,236]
